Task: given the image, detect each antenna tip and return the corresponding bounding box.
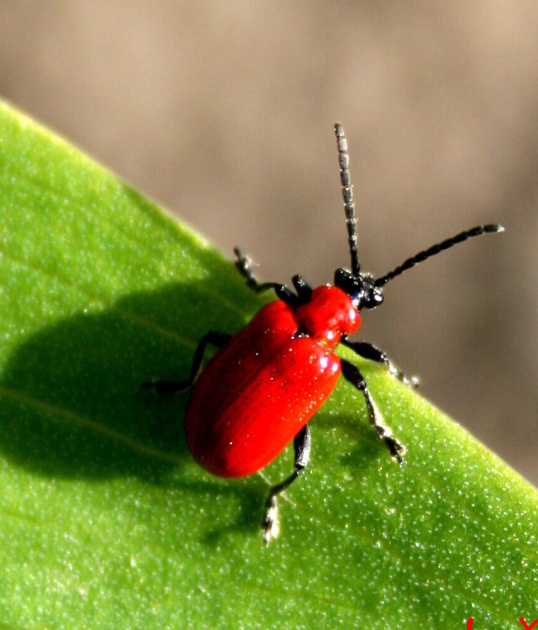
[485,224,505,233]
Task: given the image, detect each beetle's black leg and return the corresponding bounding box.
[234,247,301,309]
[340,359,406,464]
[141,331,232,393]
[292,274,313,303]
[234,246,284,293]
[342,339,419,389]
[262,424,311,545]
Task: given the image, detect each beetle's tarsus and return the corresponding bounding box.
[260,425,311,544]
[380,432,407,465]
[388,364,420,389]
[262,496,279,545]
[234,247,276,293]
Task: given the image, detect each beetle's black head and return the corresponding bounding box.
[334,268,384,311]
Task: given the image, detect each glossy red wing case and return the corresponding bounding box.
[184,300,341,477]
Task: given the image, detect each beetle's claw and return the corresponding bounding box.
[388,437,407,465]
[262,496,279,545]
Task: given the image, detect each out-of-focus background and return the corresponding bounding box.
[0,3,536,484]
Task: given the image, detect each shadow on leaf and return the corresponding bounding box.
[0,272,256,483]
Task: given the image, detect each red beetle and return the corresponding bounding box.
[144,124,503,544]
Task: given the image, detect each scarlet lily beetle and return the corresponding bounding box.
[143,123,503,544]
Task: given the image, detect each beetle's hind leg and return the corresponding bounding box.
[141,331,232,393]
[340,359,406,464]
[342,339,419,389]
[262,424,311,545]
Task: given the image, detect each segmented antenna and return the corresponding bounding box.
[335,123,360,275]
[375,224,504,287]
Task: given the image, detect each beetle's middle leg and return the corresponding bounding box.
[262,424,311,545]
[141,331,231,393]
[340,358,406,464]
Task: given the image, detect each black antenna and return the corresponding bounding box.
[375,224,504,287]
[335,123,360,275]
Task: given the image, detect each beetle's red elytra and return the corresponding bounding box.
[143,123,503,545]
[185,286,359,479]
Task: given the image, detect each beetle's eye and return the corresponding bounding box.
[361,286,383,310]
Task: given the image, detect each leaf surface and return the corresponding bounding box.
[0,102,536,629]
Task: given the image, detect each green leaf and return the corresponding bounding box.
[0,101,536,629]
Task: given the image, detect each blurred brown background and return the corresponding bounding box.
[0,2,536,484]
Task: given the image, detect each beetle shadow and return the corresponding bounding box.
[200,481,270,547]
[0,265,260,492]
[1,254,387,544]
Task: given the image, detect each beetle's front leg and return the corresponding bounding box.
[340,359,406,464]
[342,339,419,389]
[233,247,303,309]
[262,424,311,545]
[234,247,283,294]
